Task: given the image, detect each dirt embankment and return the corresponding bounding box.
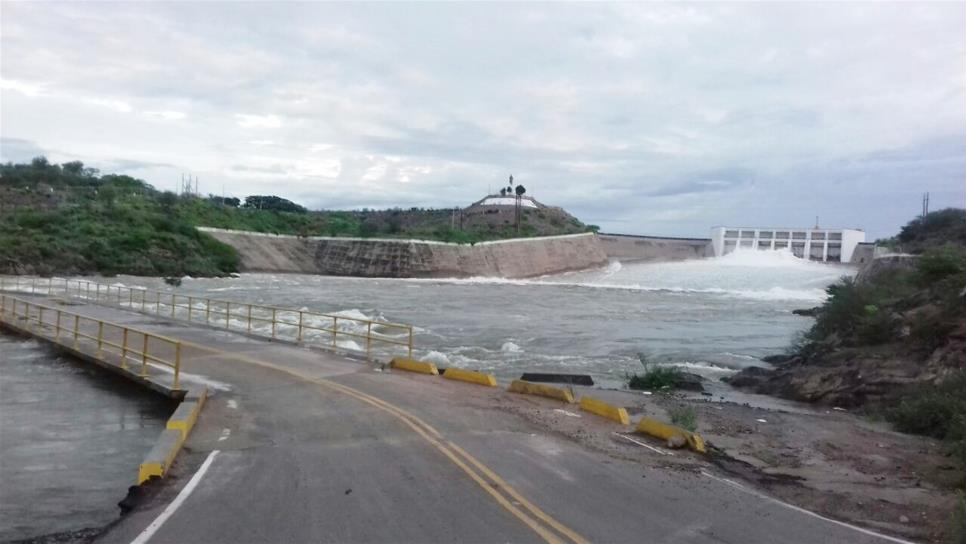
[490,383,960,543]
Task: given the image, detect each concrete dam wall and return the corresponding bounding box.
[597,233,713,262]
[200,228,610,278]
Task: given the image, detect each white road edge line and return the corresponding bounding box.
[130,450,220,544]
[612,432,673,456]
[700,470,917,544]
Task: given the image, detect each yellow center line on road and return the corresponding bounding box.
[177,340,588,544]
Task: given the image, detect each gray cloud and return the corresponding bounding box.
[0,137,47,163]
[2,3,965,238]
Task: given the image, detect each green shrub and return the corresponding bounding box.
[668,405,698,432]
[627,353,684,390]
[917,245,966,284]
[910,310,955,352]
[953,493,966,544]
[888,372,966,466]
[855,305,897,345]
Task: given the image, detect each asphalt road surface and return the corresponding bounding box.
[4,295,912,544]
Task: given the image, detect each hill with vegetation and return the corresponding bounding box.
[728,208,966,469]
[0,158,594,276]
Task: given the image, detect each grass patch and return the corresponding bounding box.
[668,405,698,432]
[954,493,966,544]
[626,353,684,391]
[887,372,966,468]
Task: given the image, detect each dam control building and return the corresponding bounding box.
[710,226,866,263]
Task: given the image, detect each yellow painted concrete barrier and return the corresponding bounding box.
[139,386,209,484]
[138,429,183,484]
[390,357,439,375]
[635,417,707,454]
[579,396,630,425]
[507,380,575,403]
[166,401,201,441]
[443,367,497,387]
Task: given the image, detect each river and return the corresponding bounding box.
[101,249,853,389]
[0,335,173,541]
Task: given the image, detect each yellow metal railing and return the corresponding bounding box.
[0,294,183,389]
[0,276,414,360]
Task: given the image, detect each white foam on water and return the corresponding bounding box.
[665,361,739,375]
[705,247,817,268]
[501,341,522,353]
[331,308,372,322]
[382,249,849,302]
[335,339,363,351]
[421,351,452,366]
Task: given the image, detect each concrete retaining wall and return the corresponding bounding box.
[597,233,712,262]
[850,243,875,265]
[200,228,609,279]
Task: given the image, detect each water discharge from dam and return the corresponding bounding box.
[103,249,853,388]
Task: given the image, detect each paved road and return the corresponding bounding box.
[5,296,909,544]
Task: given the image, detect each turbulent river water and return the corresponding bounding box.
[103,249,855,389]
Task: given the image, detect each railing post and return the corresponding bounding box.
[366,321,372,360]
[156,291,161,315]
[97,321,104,357]
[173,343,181,390]
[206,298,211,323]
[47,278,52,296]
[55,310,62,341]
[188,296,193,321]
[141,289,146,312]
[332,317,338,347]
[129,288,133,308]
[247,305,252,333]
[73,315,79,348]
[408,327,413,358]
[140,333,149,377]
[37,307,43,334]
[225,302,231,329]
[271,308,277,339]
[171,294,176,318]
[297,311,304,342]
[121,328,129,369]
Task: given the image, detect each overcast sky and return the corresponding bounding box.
[2,2,965,238]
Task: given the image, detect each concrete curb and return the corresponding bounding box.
[138,429,184,484]
[578,396,630,425]
[442,368,498,387]
[634,417,707,453]
[390,357,439,375]
[507,380,575,403]
[139,386,208,484]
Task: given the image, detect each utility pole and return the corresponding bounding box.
[922,192,930,219]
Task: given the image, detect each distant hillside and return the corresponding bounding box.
[0,159,241,277]
[0,158,595,276]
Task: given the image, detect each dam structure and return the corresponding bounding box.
[200,229,720,279]
[710,226,867,263]
[200,228,611,278]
